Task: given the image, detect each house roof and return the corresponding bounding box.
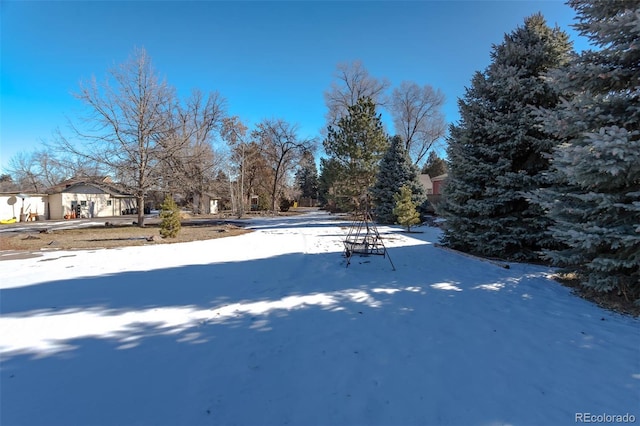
[58,182,134,198]
[46,176,113,194]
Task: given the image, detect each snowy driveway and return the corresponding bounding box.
[1,210,638,425]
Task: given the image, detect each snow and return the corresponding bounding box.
[1,210,638,425]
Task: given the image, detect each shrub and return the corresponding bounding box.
[393,185,421,232]
[159,195,181,238]
[279,198,292,212]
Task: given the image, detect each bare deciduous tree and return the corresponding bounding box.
[252,119,315,212]
[0,173,19,192]
[57,47,175,226]
[8,151,43,192]
[221,116,250,216]
[243,142,273,211]
[7,149,96,192]
[160,89,226,213]
[324,60,390,126]
[33,150,66,189]
[389,81,446,166]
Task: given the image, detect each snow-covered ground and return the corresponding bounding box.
[1,210,638,426]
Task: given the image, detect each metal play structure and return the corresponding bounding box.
[343,206,395,270]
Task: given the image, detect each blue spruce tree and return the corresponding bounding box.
[371,135,425,223]
[441,13,573,261]
[533,0,640,300]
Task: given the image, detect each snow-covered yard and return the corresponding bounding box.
[1,210,638,425]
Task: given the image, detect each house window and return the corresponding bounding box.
[80,201,87,206]
[107,200,112,206]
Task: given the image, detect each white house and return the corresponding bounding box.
[0,192,48,222]
[48,182,136,220]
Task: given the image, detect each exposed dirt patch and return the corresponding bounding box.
[555,273,640,317]
[0,219,251,254]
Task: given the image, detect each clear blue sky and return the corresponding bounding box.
[1,0,589,173]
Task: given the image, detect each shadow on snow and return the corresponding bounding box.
[1,228,638,426]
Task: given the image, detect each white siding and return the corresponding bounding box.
[209,199,219,214]
[60,193,125,218]
[0,194,48,222]
[49,193,64,219]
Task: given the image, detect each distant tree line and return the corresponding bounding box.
[4,48,315,226]
[318,58,448,213]
[6,48,447,225]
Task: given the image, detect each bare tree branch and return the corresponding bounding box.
[389,81,447,166]
[252,119,316,211]
[158,89,227,213]
[55,47,175,226]
[324,60,390,127]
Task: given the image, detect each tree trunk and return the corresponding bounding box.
[271,160,283,212]
[239,147,245,216]
[137,195,145,227]
[271,178,278,212]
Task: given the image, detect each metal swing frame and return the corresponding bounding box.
[343,208,395,270]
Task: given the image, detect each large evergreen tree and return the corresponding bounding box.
[534,0,640,300]
[421,150,447,178]
[295,150,319,204]
[318,157,342,210]
[441,13,573,261]
[371,135,425,223]
[323,97,388,211]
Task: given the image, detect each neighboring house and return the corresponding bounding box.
[46,175,114,194]
[202,193,220,214]
[48,181,136,220]
[2,175,218,222]
[418,173,448,197]
[427,173,449,214]
[0,192,48,222]
[418,173,449,214]
[418,174,434,195]
[431,173,448,195]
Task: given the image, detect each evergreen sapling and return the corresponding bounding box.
[393,185,421,232]
[159,196,181,238]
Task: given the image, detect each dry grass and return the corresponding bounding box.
[0,209,313,258]
[0,209,315,256]
[0,220,250,253]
